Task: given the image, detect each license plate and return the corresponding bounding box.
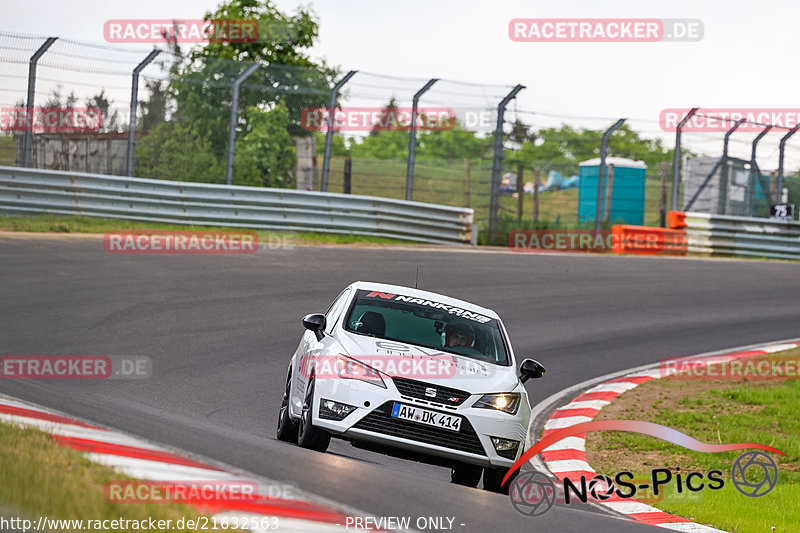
[391,402,462,432]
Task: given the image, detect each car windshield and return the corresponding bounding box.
[343,290,510,366]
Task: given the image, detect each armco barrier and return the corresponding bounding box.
[611,225,688,255]
[0,167,475,245]
[668,211,800,260]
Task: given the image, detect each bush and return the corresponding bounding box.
[134,122,224,182]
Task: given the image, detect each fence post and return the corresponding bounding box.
[660,161,668,227]
[777,125,799,198]
[321,70,357,192]
[488,84,525,244]
[769,171,778,203]
[343,157,352,194]
[405,78,438,201]
[225,63,261,185]
[516,163,524,222]
[671,108,698,211]
[594,119,625,233]
[22,37,57,168]
[464,158,471,207]
[533,167,540,225]
[746,125,773,214]
[603,164,615,224]
[125,49,160,176]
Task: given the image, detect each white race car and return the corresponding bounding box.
[276,281,545,492]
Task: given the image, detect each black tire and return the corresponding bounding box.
[450,463,483,487]
[483,467,516,494]
[276,370,299,442]
[297,375,331,452]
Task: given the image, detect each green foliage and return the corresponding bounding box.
[134,122,224,181]
[234,102,297,188]
[138,79,168,133]
[84,89,121,132]
[349,130,408,159]
[196,0,320,66]
[314,132,349,157]
[133,0,335,187]
[514,123,672,175]
[417,123,493,160]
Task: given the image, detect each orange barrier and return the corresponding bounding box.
[667,211,687,229]
[611,225,688,255]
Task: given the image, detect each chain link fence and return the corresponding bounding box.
[3,30,800,244]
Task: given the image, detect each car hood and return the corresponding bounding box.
[335,331,520,394]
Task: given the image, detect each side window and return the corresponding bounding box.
[325,288,351,334]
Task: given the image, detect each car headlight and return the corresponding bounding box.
[473,393,521,415]
[336,356,386,388]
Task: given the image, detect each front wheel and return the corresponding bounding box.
[297,376,331,452]
[483,467,516,494]
[276,370,299,442]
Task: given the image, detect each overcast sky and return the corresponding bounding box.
[6,0,800,163]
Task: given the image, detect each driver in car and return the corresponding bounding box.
[443,322,475,348]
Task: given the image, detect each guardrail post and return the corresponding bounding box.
[746,125,772,215]
[777,125,799,199]
[226,63,261,185]
[488,84,524,244]
[594,119,625,233]
[125,49,160,177]
[320,70,357,192]
[405,78,438,201]
[684,118,744,211]
[671,108,698,211]
[22,37,57,168]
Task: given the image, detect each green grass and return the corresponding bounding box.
[587,349,800,533]
[0,422,219,532]
[0,215,419,245]
[0,135,15,166]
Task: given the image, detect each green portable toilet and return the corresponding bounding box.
[578,157,647,225]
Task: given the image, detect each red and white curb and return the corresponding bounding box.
[538,341,800,532]
[0,394,390,532]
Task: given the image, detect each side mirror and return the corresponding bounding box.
[302,313,327,341]
[519,358,546,383]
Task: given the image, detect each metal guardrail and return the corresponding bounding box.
[0,167,476,245]
[668,211,800,260]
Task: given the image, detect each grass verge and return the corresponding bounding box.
[585,349,800,533]
[0,215,419,246]
[0,421,228,532]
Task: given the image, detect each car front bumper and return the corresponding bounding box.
[311,377,529,468]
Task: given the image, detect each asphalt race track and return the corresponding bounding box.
[2,233,800,532]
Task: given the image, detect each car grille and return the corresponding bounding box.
[392,377,471,407]
[352,402,486,456]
